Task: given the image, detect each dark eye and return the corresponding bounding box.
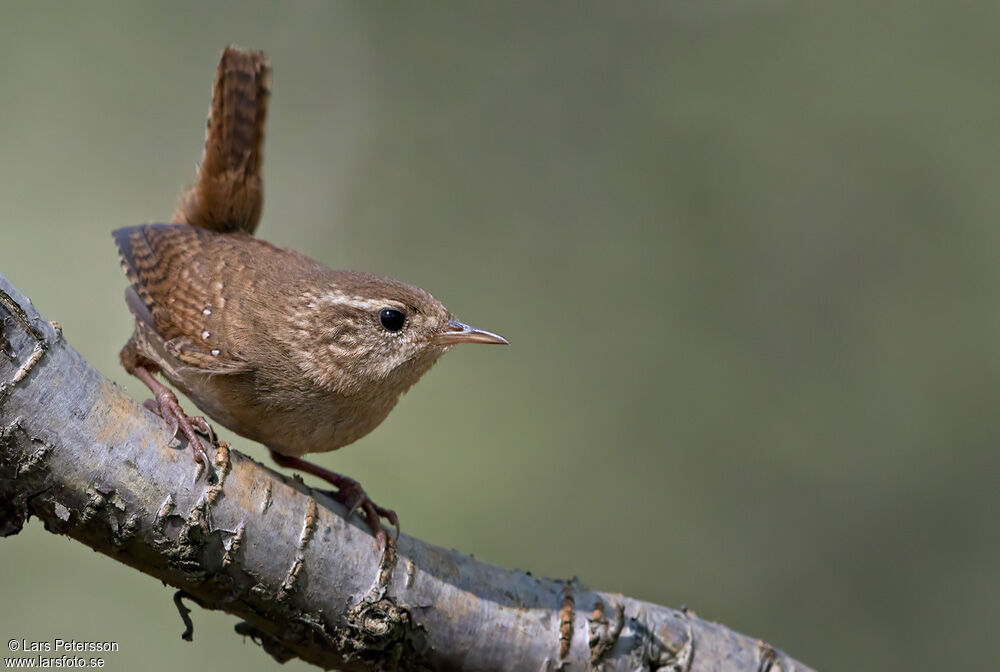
[378,308,406,332]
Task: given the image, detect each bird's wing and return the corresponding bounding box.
[114,223,254,374]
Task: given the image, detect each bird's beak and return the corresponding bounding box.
[437,319,509,345]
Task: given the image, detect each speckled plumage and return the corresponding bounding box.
[115,223,456,456]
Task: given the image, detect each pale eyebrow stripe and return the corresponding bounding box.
[316,290,401,312]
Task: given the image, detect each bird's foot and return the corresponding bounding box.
[327,476,400,549]
[134,366,215,482]
[269,452,399,548]
[142,397,217,445]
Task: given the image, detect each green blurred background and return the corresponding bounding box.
[1,2,997,670]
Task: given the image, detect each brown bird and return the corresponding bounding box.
[114,47,506,546]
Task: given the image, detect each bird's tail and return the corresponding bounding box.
[172,46,271,235]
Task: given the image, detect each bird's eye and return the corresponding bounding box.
[378,308,406,332]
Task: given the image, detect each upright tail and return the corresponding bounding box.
[172,46,271,235]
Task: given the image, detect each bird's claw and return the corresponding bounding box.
[190,416,216,444]
[143,391,216,482]
[329,479,399,544]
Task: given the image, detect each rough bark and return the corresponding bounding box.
[0,273,814,672]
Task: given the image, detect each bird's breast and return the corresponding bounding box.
[165,365,400,457]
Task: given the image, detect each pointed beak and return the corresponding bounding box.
[437,319,509,346]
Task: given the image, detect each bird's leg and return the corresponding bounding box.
[132,365,214,481]
[269,451,399,547]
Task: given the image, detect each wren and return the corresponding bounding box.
[114,47,506,546]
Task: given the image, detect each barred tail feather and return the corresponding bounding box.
[172,46,271,235]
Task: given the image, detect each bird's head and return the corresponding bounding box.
[289,272,507,397]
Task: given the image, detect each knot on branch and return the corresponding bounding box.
[281,601,422,671]
[346,594,412,645]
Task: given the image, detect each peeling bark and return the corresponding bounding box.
[0,273,815,672]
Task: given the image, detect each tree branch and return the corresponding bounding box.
[0,273,813,671]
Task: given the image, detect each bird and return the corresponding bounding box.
[114,46,507,547]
